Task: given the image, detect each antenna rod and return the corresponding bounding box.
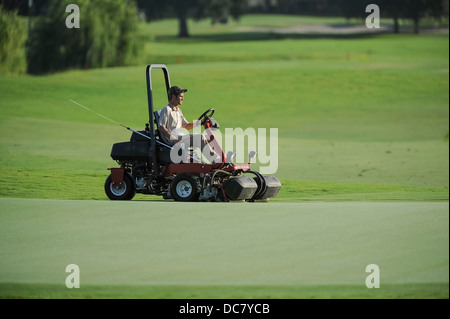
[69,99,205,164]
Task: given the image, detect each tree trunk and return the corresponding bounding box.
[413,16,420,34]
[178,15,189,38]
[393,15,399,33]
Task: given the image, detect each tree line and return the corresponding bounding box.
[0,0,448,75]
[136,0,448,36]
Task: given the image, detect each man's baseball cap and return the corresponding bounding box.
[168,86,187,98]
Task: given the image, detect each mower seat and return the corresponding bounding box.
[153,110,165,141]
[154,110,161,127]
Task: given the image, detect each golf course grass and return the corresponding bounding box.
[0,14,448,299]
[0,198,448,298]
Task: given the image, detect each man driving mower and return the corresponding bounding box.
[157,86,221,164]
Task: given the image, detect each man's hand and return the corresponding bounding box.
[183,120,202,131]
[170,133,181,142]
[158,125,175,142]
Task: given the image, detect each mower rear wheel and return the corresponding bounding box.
[105,174,136,200]
[170,174,200,202]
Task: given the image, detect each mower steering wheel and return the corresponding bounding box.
[198,108,215,125]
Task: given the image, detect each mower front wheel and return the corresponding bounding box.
[105,174,136,200]
[170,174,200,202]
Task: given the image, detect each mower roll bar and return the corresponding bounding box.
[146,64,171,175]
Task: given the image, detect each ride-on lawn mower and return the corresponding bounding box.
[105,64,281,202]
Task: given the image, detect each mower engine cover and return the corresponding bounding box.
[110,131,151,162]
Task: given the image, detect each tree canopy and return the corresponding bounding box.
[26,0,140,74]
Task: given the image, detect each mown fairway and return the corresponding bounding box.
[0,198,448,298]
[0,15,448,298]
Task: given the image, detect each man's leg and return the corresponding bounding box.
[185,133,221,164]
[171,135,194,163]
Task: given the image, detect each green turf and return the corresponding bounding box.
[0,37,448,191]
[0,14,448,299]
[0,198,448,298]
[0,168,447,201]
[1,282,447,299]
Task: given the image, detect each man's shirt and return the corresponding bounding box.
[158,102,188,144]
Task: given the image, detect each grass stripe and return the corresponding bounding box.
[0,282,447,299]
[0,168,447,201]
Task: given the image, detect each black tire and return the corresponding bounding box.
[170,174,200,202]
[245,171,267,200]
[105,173,136,200]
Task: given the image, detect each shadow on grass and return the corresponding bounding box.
[153,31,389,43]
[145,22,448,43]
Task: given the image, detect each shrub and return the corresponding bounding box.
[26,0,140,74]
[0,5,27,74]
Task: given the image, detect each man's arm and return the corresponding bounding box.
[183,122,195,130]
[180,109,200,131]
[183,119,202,131]
[157,107,177,141]
[158,125,173,140]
